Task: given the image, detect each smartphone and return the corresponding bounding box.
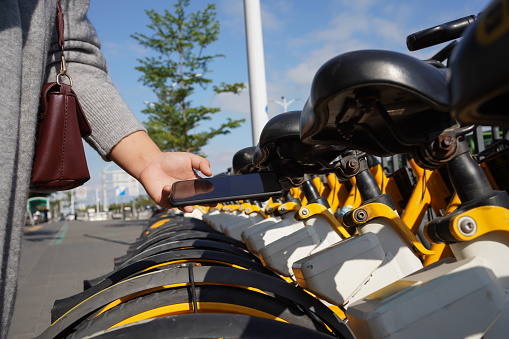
[169,172,284,207]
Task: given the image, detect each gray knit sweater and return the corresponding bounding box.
[0,0,145,336]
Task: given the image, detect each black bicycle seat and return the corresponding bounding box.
[301,49,453,156]
[253,111,343,183]
[232,146,258,174]
[450,0,509,127]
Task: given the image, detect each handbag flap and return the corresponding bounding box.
[40,83,92,138]
[39,82,60,119]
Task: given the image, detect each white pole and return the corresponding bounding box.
[96,187,100,213]
[70,190,75,215]
[102,163,116,212]
[26,204,34,226]
[244,0,269,146]
[102,170,108,212]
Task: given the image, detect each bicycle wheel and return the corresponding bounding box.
[118,238,257,269]
[68,285,333,338]
[40,266,351,339]
[53,249,278,322]
[85,313,338,339]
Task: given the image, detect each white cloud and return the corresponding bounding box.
[220,0,291,34]
[219,0,245,30]
[273,2,428,90]
[260,3,283,32]
[213,83,251,117]
[213,79,305,119]
[372,17,407,47]
[307,12,371,43]
[285,38,370,86]
[339,0,380,12]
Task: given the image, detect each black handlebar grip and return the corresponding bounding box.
[406,15,476,51]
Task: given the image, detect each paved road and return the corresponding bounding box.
[8,218,147,339]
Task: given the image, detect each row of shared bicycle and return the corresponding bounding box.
[38,2,509,338]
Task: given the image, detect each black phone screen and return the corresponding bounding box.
[169,172,284,207]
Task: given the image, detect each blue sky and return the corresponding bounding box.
[78,0,488,206]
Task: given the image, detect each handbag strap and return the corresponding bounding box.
[55,0,72,86]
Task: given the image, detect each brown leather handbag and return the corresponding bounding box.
[30,0,92,192]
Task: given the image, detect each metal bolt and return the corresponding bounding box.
[301,208,309,217]
[354,209,368,222]
[458,216,477,237]
[347,159,359,169]
[441,135,454,147]
[246,208,251,213]
[280,206,287,213]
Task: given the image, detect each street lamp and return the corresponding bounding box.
[269,96,299,113]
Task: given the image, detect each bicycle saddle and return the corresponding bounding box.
[450,0,509,127]
[253,111,343,183]
[232,146,258,174]
[300,50,453,156]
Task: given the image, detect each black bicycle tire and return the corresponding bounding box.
[119,233,246,264]
[85,313,337,339]
[118,238,257,269]
[137,218,211,240]
[52,249,278,322]
[126,229,246,256]
[39,266,351,339]
[68,285,332,338]
[131,221,215,248]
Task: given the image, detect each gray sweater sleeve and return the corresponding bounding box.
[45,0,146,160]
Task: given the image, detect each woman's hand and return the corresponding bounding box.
[138,151,212,212]
[109,131,212,212]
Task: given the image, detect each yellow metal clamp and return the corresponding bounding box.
[244,205,268,219]
[448,205,509,242]
[238,202,251,212]
[296,203,350,238]
[291,187,307,206]
[265,198,281,215]
[351,202,434,256]
[277,201,301,215]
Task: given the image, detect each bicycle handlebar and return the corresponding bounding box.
[406,15,476,51]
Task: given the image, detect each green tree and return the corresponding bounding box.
[132,0,245,154]
[134,195,157,209]
[108,203,122,211]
